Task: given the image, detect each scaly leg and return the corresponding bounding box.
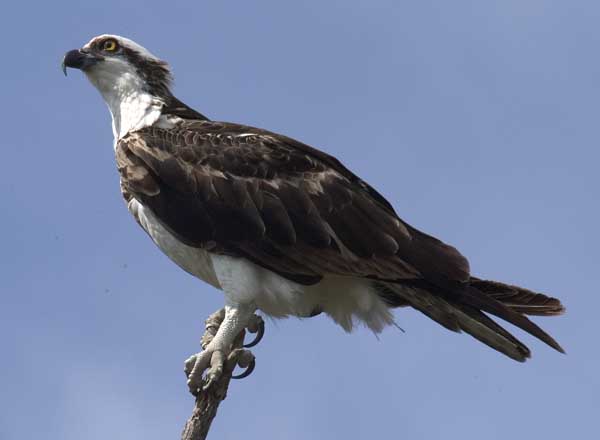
[184,304,261,392]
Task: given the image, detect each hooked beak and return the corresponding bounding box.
[61,49,101,76]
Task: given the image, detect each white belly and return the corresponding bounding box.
[129,199,221,289]
[129,199,394,333]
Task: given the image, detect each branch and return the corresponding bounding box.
[181,310,256,440]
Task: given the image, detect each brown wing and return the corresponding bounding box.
[116,120,470,285]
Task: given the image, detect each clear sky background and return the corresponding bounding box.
[1,1,598,439]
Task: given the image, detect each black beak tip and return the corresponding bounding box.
[62,49,97,77]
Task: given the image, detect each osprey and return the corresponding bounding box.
[63,35,564,391]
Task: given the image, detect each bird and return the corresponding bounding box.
[62,34,564,391]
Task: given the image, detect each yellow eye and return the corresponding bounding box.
[102,39,118,52]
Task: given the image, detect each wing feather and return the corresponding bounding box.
[116,118,564,359]
[117,120,470,284]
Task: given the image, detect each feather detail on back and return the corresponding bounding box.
[116,120,470,285]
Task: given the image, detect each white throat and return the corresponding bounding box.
[85,60,164,143]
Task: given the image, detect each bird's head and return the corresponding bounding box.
[62,34,173,101]
[62,35,176,139]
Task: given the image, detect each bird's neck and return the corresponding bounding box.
[87,70,165,143]
[106,88,164,143]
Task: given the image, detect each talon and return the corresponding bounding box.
[185,306,259,392]
[203,350,225,390]
[232,357,255,379]
[184,355,197,377]
[187,379,201,396]
[185,348,218,394]
[243,317,265,348]
[187,363,204,393]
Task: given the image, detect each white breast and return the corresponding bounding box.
[129,199,221,289]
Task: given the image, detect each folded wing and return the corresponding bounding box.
[116,120,470,285]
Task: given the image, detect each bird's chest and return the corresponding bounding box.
[127,198,222,289]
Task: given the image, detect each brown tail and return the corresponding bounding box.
[377,278,565,362]
[469,278,565,316]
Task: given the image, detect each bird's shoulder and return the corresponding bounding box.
[118,119,397,214]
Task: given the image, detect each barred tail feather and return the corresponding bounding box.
[469,278,565,316]
[457,285,564,354]
[378,282,532,361]
[377,278,565,361]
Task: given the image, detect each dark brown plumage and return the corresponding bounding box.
[116,117,564,361]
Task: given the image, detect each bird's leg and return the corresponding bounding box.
[184,304,260,393]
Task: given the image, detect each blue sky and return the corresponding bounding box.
[1,1,598,439]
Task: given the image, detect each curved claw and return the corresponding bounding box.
[232,357,255,380]
[243,318,265,348]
